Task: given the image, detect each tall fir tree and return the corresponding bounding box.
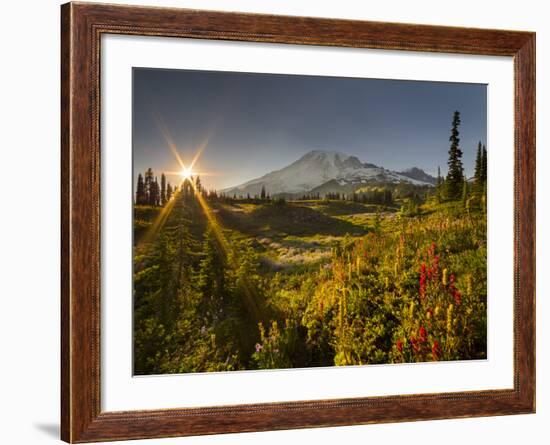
[481,144,487,182]
[136,173,146,205]
[445,111,464,200]
[474,142,483,186]
[144,168,154,205]
[260,185,266,200]
[166,182,173,201]
[160,173,167,205]
[151,177,160,206]
[197,225,226,315]
[195,175,202,194]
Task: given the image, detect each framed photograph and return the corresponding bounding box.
[61,2,535,442]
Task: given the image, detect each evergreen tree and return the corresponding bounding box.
[171,202,195,290]
[182,178,193,200]
[231,240,263,321]
[260,185,266,200]
[481,144,487,183]
[474,142,483,186]
[136,173,146,205]
[166,182,173,201]
[195,175,202,194]
[445,111,464,200]
[154,232,177,324]
[151,177,160,206]
[482,181,487,214]
[160,173,167,205]
[197,226,226,316]
[144,168,154,205]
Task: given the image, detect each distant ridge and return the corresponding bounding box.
[397,167,437,185]
[223,150,435,197]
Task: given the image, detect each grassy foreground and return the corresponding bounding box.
[133,191,486,374]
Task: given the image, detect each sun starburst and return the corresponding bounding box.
[180,167,194,180]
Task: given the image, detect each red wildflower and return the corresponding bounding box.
[418,326,427,343]
[448,278,462,305]
[431,255,440,275]
[396,340,403,353]
[419,263,427,300]
[432,340,441,360]
[452,288,462,305]
[410,336,420,353]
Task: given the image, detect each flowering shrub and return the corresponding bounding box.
[388,235,486,363]
[134,190,487,373]
[252,320,298,369]
[298,207,486,366]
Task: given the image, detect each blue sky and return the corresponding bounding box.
[133,68,486,190]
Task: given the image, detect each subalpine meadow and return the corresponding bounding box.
[132,110,487,374]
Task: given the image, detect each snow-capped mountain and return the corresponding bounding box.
[223,150,434,197]
[397,167,437,185]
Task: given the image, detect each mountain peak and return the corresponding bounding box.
[300,149,350,159]
[223,151,435,196]
[397,167,436,185]
[299,150,364,169]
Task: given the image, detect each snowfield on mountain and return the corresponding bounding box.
[223,150,435,197]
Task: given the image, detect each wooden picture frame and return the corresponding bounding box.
[61,2,535,442]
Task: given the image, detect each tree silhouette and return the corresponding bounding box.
[481,144,487,183]
[150,176,160,206]
[160,173,167,205]
[474,142,483,188]
[144,168,154,205]
[197,226,226,316]
[136,173,146,205]
[445,111,464,200]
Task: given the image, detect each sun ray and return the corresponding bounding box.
[188,136,210,171]
[186,178,264,321]
[153,110,186,170]
[138,103,264,319]
[164,170,219,178]
[138,191,178,245]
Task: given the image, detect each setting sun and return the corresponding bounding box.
[134,68,489,378]
[180,167,193,180]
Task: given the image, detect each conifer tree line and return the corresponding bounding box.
[136,112,486,211]
[136,168,173,206]
[133,175,267,374]
[133,110,489,375]
[324,190,393,205]
[436,110,487,205]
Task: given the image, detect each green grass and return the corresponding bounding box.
[132,193,487,374]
